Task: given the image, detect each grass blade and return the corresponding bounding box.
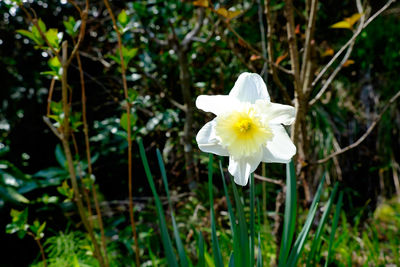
[208,154,223,267]
[197,231,205,267]
[325,190,344,267]
[231,175,250,266]
[250,173,255,267]
[219,161,236,234]
[257,199,263,267]
[307,182,339,266]
[219,161,241,265]
[138,139,178,267]
[286,173,326,266]
[278,161,297,266]
[157,149,189,267]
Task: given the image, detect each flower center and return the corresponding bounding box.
[215,105,273,159]
[236,119,252,133]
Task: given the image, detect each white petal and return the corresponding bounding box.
[228,150,262,186]
[262,125,296,163]
[196,95,237,115]
[256,100,296,125]
[196,119,229,156]
[229,73,270,104]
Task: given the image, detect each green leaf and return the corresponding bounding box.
[31,19,47,46]
[278,161,297,267]
[45,28,62,49]
[219,161,241,265]
[325,191,344,267]
[138,139,178,267]
[249,173,255,267]
[63,16,79,38]
[307,182,339,265]
[55,144,66,168]
[36,221,46,238]
[231,174,250,266]
[0,187,29,203]
[16,29,35,41]
[156,149,190,267]
[286,174,326,266]
[120,112,137,132]
[256,200,263,267]
[196,231,205,267]
[37,18,47,33]
[208,154,223,267]
[219,161,236,234]
[48,56,61,72]
[122,46,138,68]
[118,10,129,27]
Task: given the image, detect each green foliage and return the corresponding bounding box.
[63,16,80,38]
[0,160,31,205]
[32,231,99,267]
[6,208,29,238]
[108,46,138,69]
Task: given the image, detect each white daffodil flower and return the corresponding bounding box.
[196,72,296,186]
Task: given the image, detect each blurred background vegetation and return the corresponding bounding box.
[1,0,400,266]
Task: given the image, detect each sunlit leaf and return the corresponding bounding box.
[342,59,355,67]
[48,57,61,72]
[322,48,334,57]
[16,29,35,41]
[275,52,288,65]
[346,13,362,26]
[250,54,261,61]
[216,8,241,20]
[120,112,138,132]
[295,24,300,35]
[193,0,208,7]
[331,13,362,29]
[45,28,61,49]
[118,10,129,27]
[63,16,79,38]
[330,21,352,29]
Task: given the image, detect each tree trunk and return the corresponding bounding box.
[177,48,197,188]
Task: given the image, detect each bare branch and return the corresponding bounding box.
[315,89,400,164]
[265,0,292,105]
[300,0,318,85]
[311,0,396,88]
[102,1,140,265]
[284,0,302,95]
[256,0,268,79]
[309,2,366,106]
[43,116,63,140]
[182,8,205,47]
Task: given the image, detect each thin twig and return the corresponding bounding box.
[300,0,318,85]
[74,37,110,267]
[102,1,140,265]
[315,89,400,164]
[46,77,56,116]
[309,3,366,106]
[257,0,268,79]
[66,0,89,67]
[300,0,318,97]
[27,232,47,267]
[265,0,292,105]
[311,0,396,88]
[43,116,63,140]
[60,41,105,267]
[254,173,284,186]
